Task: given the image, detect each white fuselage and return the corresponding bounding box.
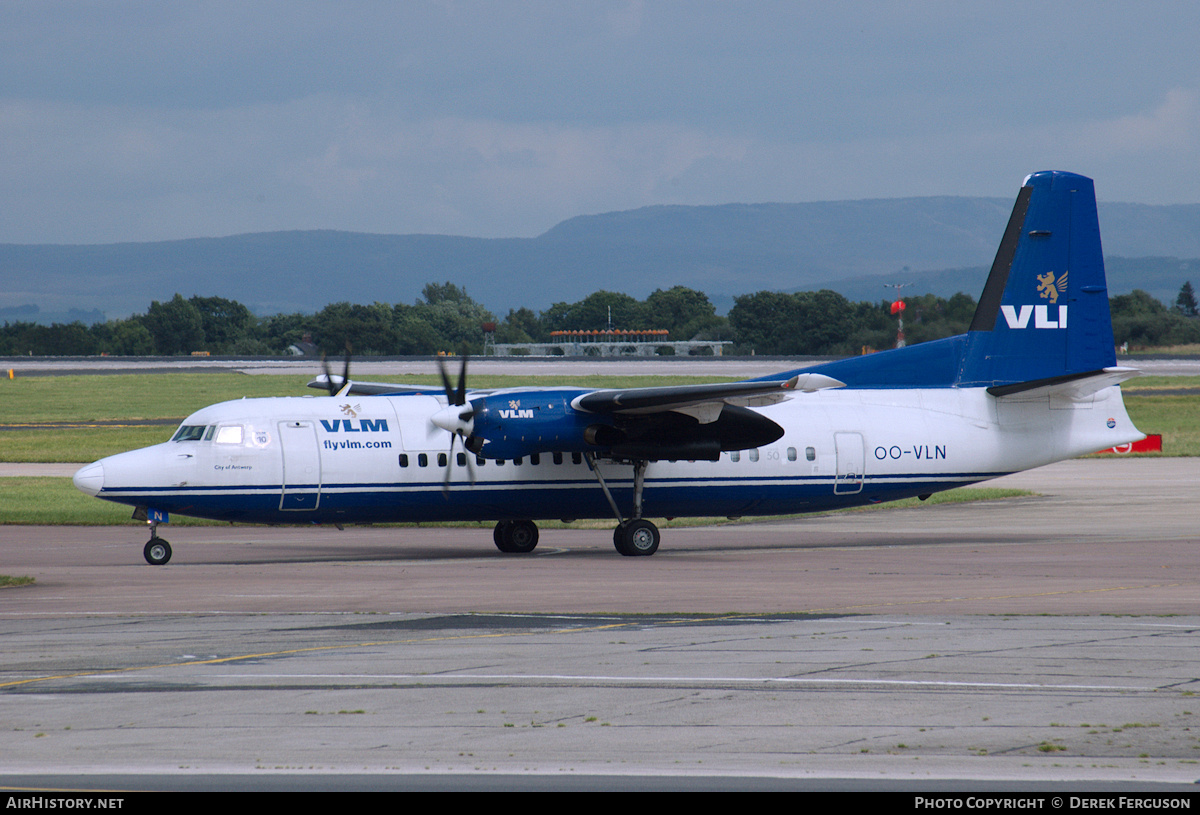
[74,384,1142,526]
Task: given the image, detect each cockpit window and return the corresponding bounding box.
[172,425,208,441]
[214,425,244,445]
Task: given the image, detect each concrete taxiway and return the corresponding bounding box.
[2,458,1199,787]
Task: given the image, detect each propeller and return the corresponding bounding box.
[320,343,354,397]
[431,355,477,494]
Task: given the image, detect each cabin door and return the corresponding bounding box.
[833,432,865,495]
[279,420,322,510]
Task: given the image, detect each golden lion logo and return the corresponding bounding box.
[1037,270,1068,304]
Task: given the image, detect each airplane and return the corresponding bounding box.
[73,171,1143,565]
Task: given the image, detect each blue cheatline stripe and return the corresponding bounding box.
[99,469,1010,495]
[96,470,1013,525]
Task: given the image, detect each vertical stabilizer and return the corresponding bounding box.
[957,171,1116,387]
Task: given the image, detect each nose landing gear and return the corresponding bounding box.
[143,517,172,565]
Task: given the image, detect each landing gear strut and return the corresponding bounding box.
[587,455,660,557]
[143,521,172,565]
[493,519,539,554]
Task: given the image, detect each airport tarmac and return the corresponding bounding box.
[2,458,1199,788]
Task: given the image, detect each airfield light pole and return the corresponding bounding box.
[884,282,914,349]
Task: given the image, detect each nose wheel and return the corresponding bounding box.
[143,537,172,565]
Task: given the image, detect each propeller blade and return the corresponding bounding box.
[320,342,355,397]
[441,437,478,496]
[442,440,455,496]
[455,356,468,406]
[338,343,353,397]
[436,355,454,403]
[320,354,337,397]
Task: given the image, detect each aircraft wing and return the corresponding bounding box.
[306,376,457,397]
[571,373,844,423]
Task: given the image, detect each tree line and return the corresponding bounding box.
[2,282,1198,357]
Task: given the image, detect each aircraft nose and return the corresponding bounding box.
[72,462,104,497]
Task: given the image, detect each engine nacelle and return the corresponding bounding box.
[466,389,606,460]
[465,389,783,461]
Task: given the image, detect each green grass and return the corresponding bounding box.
[0,426,174,462]
[0,372,727,424]
[0,477,229,526]
[1121,394,1200,456]
[1122,375,1200,391]
[0,575,35,588]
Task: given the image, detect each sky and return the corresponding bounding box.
[2,0,1199,245]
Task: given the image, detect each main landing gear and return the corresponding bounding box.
[493,519,539,554]
[143,521,172,565]
[491,455,662,557]
[588,455,660,557]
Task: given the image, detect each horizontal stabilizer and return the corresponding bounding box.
[988,367,1140,400]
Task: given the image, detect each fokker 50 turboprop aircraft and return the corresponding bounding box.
[75,171,1143,564]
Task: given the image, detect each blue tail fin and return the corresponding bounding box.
[957,171,1116,387]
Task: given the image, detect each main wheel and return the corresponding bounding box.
[493,520,538,554]
[614,519,659,557]
[493,520,514,552]
[144,538,172,565]
[505,520,539,553]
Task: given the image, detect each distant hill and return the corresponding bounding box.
[3,198,1199,322]
[799,256,1200,309]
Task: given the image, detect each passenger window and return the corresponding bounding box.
[457,453,466,467]
[806,447,816,461]
[730,451,740,462]
[514,457,523,466]
[786,447,797,461]
[749,449,759,462]
[553,452,563,465]
[399,454,409,468]
[571,452,582,465]
[530,454,540,466]
[438,453,447,467]
[476,456,486,466]
[418,453,428,467]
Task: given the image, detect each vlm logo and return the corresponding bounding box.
[1001,304,1067,329]
[499,399,534,419]
[1002,270,1069,329]
[320,418,389,432]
